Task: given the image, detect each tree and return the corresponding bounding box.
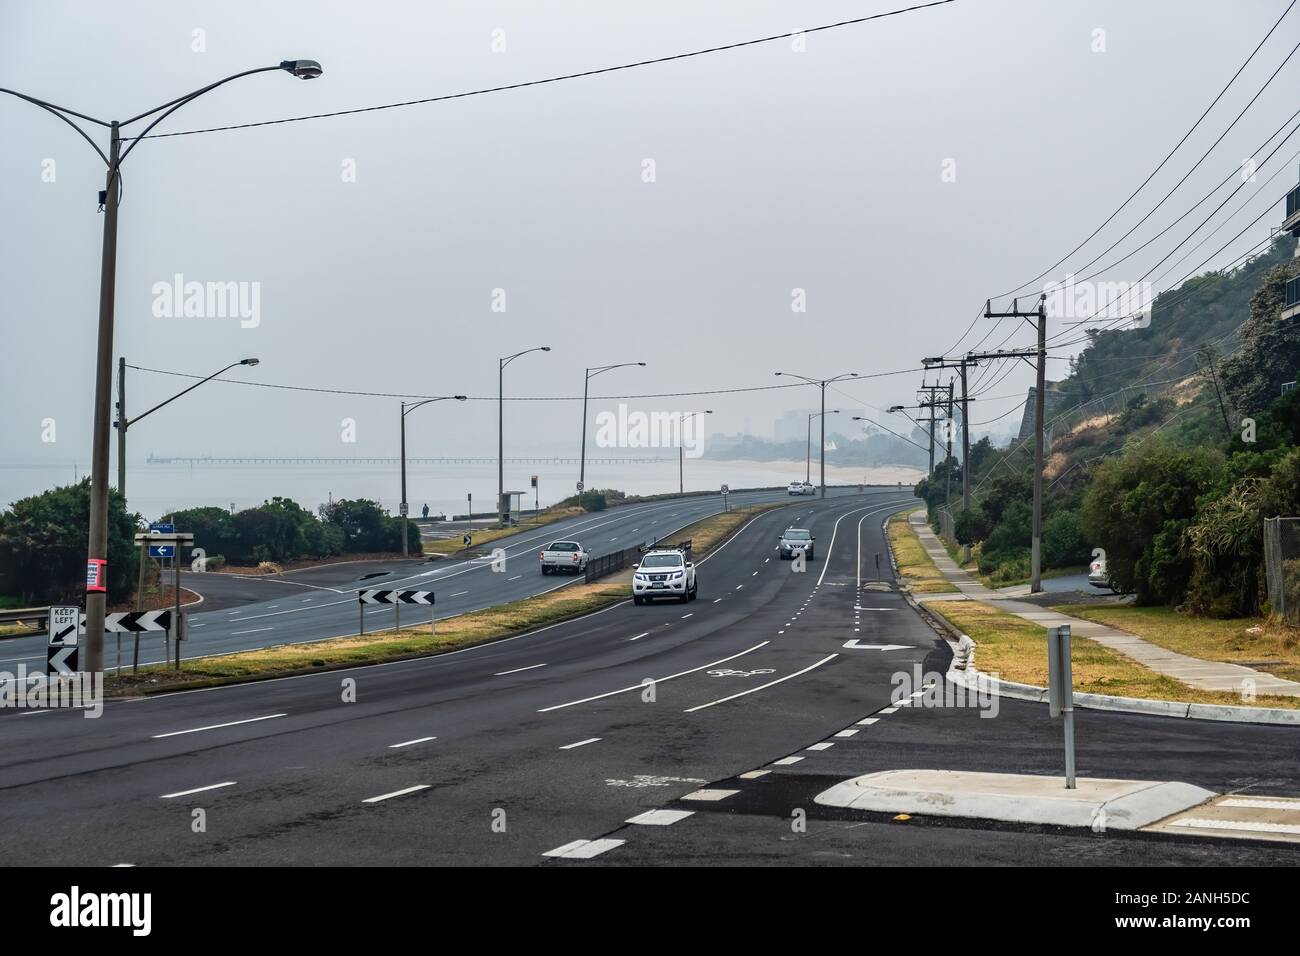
[0,479,139,605]
[1080,440,1224,604]
[1220,263,1300,413]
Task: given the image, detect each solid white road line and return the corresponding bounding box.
[543,838,625,859]
[151,713,287,739]
[559,737,601,750]
[495,663,547,676]
[627,809,695,825]
[388,736,437,748]
[683,654,839,713]
[160,781,237,799]
[363,785,431,803]
[538,641,770,712]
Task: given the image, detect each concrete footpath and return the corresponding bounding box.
[907,510,1300,698]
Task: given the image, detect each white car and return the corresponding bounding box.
[1088,555,1110,589]
[787,481,815,496]
[540,540,589,575]
[632,548,697,604]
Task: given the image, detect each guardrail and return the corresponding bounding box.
[584,538,694,584]
[0,606,49,630]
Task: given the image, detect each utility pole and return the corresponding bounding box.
[1199,345,1233,439]
[981,294,1048,593]
[776,371,859,498]
[917,382,945,476]
[944,379,954,509]
[921,354,977,512]
[116,357,126,497]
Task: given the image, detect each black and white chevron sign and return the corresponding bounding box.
[90,610,174,633]
[358,589,435,606]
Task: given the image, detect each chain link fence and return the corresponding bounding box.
[1264,517,1300,626]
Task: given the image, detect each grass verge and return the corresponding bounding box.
[888,509,958,593]
[421,507,584,555]
[106,501,787,695]
[926,599,1300,710]
[1052,604,1300,684]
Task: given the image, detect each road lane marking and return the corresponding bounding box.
[538,641,770,712]
[363,785,430,803]
[629,632,650,642]
[231,627,273,636]
[878,706,899,714]
[681,788,738,801]
[1168,817,1300,836]
[627,809,694,825]
[681,613,693,619]
[161,782,237,799]
[450,591,469,597]
[834,729,859,738]
[559,737,601,750]
[683,654,839,713]
[389,736,437,749]
[806,742,834,751]
[772,756,803,766]
[1220,797,1300,810]
[739,770,769,779]
[495,663,547,676]
[543,838,624,859]
[856,717,880,725]
[508,575,522,581]
[151,713,286,739]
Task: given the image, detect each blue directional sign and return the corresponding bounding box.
[148,523,175,558]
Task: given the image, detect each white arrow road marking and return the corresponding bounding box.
[152,713,286,739]
[684,654,838,713]
[495,663,547,676]
[559,737,601,750]
[161,781,236,799]
[363,785,430,803]
[842,641,910,650]
[388,736,437,749]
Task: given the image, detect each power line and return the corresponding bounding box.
[131,1,958,141]
[989,0,1297,300]
[125,363,928,402]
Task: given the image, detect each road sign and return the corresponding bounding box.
[576,480,584,492]
[358,590,435,605]
[531,475,538,488]
[47,606,80,674]
[399,502,408,516]
[48,606,80,646]
[101,610,173,632]
[148,523,175,558]
[721,484,729,495]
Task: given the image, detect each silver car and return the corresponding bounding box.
[778,528,815,561]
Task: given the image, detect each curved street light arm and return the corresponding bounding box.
[0,88,110,165]
[126,361,245,428]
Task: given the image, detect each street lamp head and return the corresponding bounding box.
[922,357,942,367]
[454,395,468,401]
[281,59,323,80]
[887,405,903,413]
[540,346,552,352]
[637,362,647,366]
[240,358,260,366]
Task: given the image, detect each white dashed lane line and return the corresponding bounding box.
[543,838,625,859]
[450,591,469,597]
[151,713,287,739]
[231,627,273,636]
[559,737,601,750]
[363,785,430,804]
[495,663,547,676]
[160,781,236,799]
[629,632,650,642]
[627,809,695,826]
[806,742,834,751]
[388,736,437,749]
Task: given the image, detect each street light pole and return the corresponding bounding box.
[400,395,468,557]
[678,410,712,494]
[2,59,323,676]
[580,362,645,510]
[776,371,859,499]
[115,357,259,499]
[498,347,550,527]
[806,410,839,485]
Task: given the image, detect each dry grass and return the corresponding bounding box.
[1054,604,1300,684]
[929,600,1300,709]
[888,510,958,593]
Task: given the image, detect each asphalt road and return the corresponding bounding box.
[3,487,1298,866]
[0,485,887,675]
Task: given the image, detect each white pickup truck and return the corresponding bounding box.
[539,540,589,575]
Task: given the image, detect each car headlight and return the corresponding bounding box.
[671,571,683,579]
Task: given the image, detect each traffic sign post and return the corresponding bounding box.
[47,606,81,676]
[134,531,193,671]
[1047,625,1077,789]
[147,522,175,559]
[721,484,730,513]
[358,589,435,636]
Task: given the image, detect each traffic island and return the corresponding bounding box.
[814,769,1215,831]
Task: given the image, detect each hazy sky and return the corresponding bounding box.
[1,0,1294,504]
